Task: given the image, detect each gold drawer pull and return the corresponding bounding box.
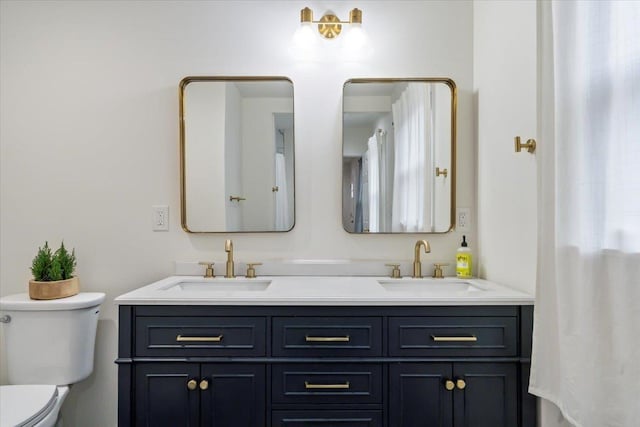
[431,335,478,342]
[305,335,350,342]
[304,381,350,390]
[176,334,223,342]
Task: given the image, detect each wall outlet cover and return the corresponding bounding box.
[152,205,169,231]
[456,207,471,232]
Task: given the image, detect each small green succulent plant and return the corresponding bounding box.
[31,241,77,281]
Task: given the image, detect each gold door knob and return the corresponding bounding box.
[199,379,209,390]
[187,379,197,391]
[456,379,466,390]
[445,379,455,391]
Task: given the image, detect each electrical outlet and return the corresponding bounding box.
[152,205,169,231]
[457,207,471,232]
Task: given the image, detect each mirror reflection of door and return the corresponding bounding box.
[342,79,455,233]
[273,113,294,230]
[181,77,295,233]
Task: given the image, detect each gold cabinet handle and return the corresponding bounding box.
[431,335,478,342]
[456,379,466,390]
[514,136,536,153]
[445,379,455,391]
[435,167,448,178]
[305,335,350,342]
[176,334,223,342]
[304,381,350,390]
[199,379,209,391]
[187,379,197,391]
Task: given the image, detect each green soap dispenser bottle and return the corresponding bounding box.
[456,235,473,278]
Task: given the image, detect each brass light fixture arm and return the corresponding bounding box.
[300,7,362,39]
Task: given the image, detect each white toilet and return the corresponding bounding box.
[0,292,105,427]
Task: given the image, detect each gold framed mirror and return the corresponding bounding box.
[342,78,456,233]
[180,76,295,233]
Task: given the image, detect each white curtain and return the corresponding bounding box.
[391,83,432,232]
[530,2,640,426]
[274,152,289,230]
[366,135,380,232]
[365,131,390,232]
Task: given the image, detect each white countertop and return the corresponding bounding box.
[114,275,534,306]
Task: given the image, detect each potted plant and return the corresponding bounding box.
[29,241,79,300]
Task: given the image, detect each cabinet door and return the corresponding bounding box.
[452,363,518,427]
[200,364,266,427]
[134,363,200,427]
[389,363,453,427]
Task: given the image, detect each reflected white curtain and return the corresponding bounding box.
[530,2,640,426]
[366,135,380,232]
[274,153,289,230]
[365,131,389,232]
[391,83,432,232]
[360,152,370,231]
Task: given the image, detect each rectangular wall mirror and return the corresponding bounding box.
[180,76,295,233]
[342,78,456,233]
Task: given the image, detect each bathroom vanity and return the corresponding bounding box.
[116,276,535,427]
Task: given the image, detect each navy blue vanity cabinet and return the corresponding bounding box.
[389,362,518,427]
[388,310,526,427]
[118,306,267,427]
[134,363,200,426]
[117,305,534,427]
[200,364,266,426]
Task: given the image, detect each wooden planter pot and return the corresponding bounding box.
[29,276,79,300]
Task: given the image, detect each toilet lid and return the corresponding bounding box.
[0,385,58,427]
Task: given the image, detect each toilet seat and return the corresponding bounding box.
[0,385,58,427]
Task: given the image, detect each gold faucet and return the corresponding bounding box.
[224,239,235,278]
[413,240,431,278]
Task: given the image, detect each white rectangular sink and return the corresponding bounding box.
[161,279,272,292]
[378,279,485,293]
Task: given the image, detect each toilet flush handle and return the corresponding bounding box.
[0,315,10,323]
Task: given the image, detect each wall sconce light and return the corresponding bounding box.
[299,6,363,39]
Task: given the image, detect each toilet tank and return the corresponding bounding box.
[0,292,105,386]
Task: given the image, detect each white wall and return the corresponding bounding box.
[0,1,474,425]
[474,0,537,293]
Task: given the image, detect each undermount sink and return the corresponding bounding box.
[378,279,484,293]
[161,279,272,292]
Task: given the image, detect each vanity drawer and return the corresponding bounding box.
[135,316,266,357]
[272,410,383,427]
[272,317,382,357]
[388,316,518,357]
[272,363,382,404]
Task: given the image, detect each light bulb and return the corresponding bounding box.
[342,23,371,60]
[291,22,319,60]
